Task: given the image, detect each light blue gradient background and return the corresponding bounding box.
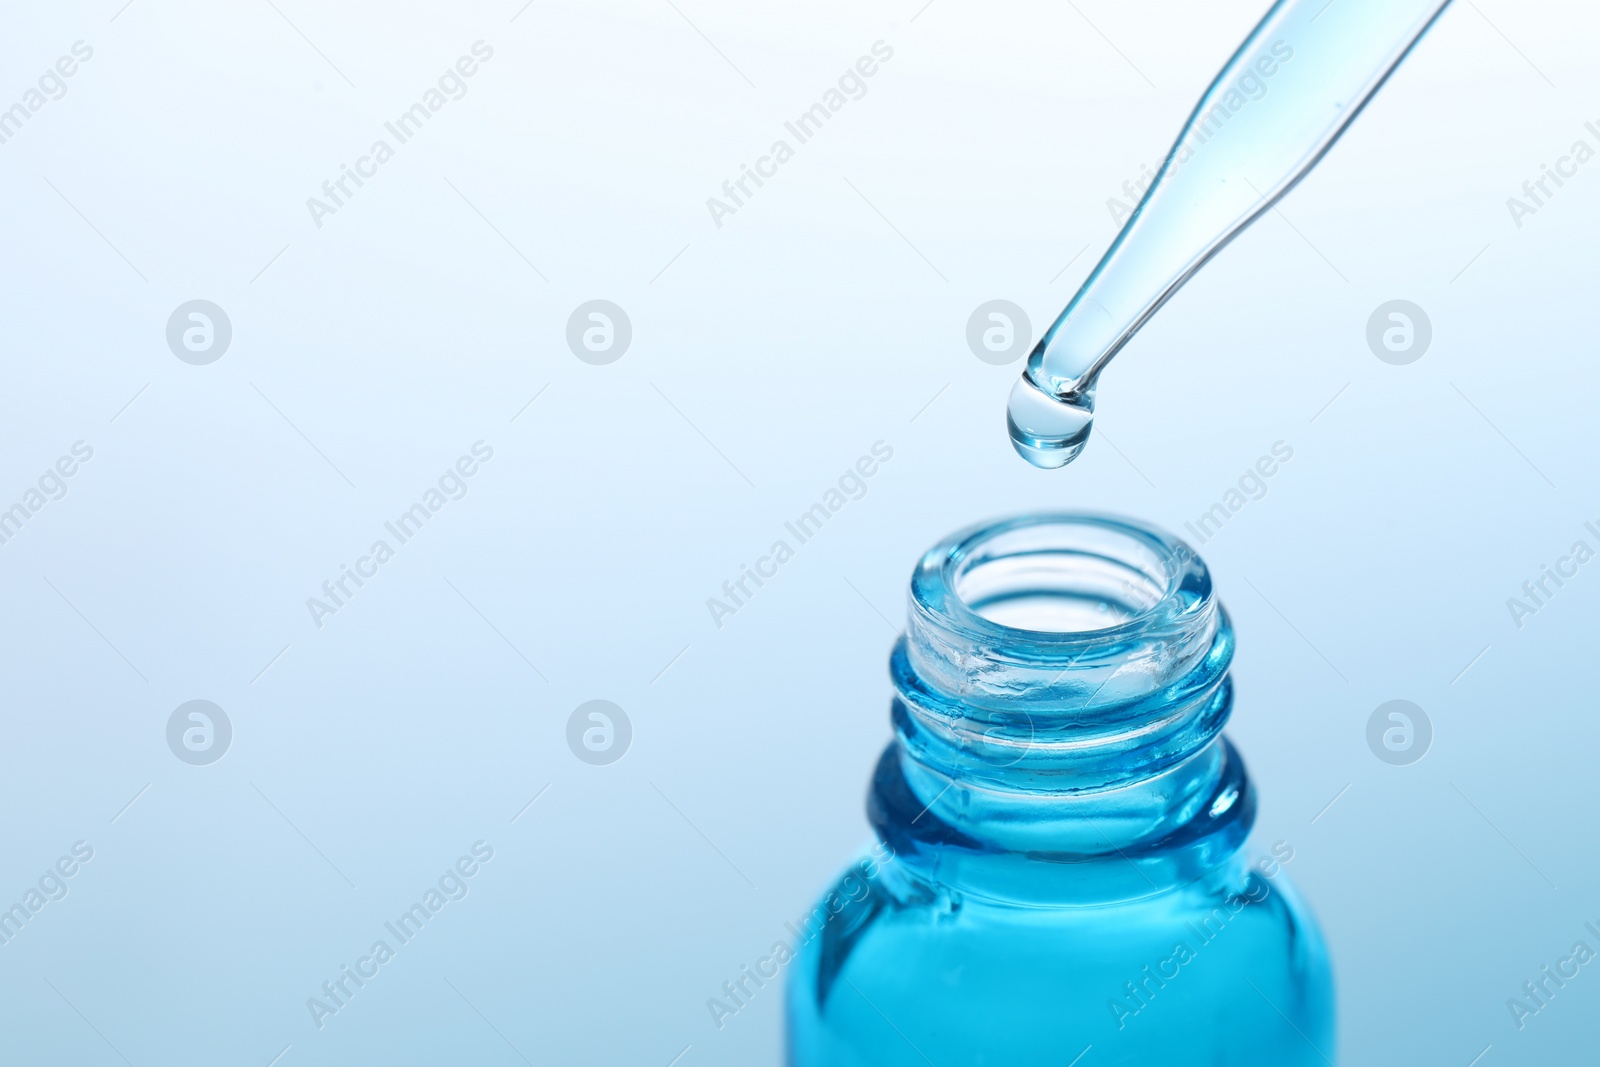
[1,1,1596,1064]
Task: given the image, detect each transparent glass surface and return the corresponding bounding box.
[785,514,1334,1065]
[1008,0,1455,467]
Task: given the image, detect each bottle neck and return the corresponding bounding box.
[870,514,1254,905]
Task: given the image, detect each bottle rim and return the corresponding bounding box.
[909,511,1211,659]
[895,511,1232,786]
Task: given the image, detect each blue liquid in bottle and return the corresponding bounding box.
[786,515,1334,1065]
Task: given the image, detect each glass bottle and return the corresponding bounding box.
[785,513,1334,1065]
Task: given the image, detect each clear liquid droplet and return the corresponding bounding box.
[1006,375,1095,469]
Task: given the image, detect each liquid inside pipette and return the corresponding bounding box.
[1008,0,1454,469]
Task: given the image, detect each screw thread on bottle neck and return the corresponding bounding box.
[873,514,1253,903]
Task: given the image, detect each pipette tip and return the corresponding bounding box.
[1005,374,1095,469]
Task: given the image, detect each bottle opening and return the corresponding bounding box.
[943,517,1176,635]
[903,513,1221,724]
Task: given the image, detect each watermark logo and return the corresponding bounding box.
[306,841,494,1029]
[306,442,495,630]
[166,300,232,365]
[1506,521,1600,630]
[1507,922,1600,1030]
[566,700,631,765]
[706,441,893,629]
[978,709,1038,770]
[566,300,631,365]
[0,41,94,148]
[166,700,232,765]
[1506,120,1600,229]
[1366,300,1431,365]
[0,841,94,948]
[707,842,894,1031]
[1109,840,1295,1029]
[1182,440,1294,546]
[304,42,495,229]
[966,300,1032,365]
[1105,39,1295,225]
[704,41,895,229]
[1366,699,1431,766]
[0,440,94,549]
